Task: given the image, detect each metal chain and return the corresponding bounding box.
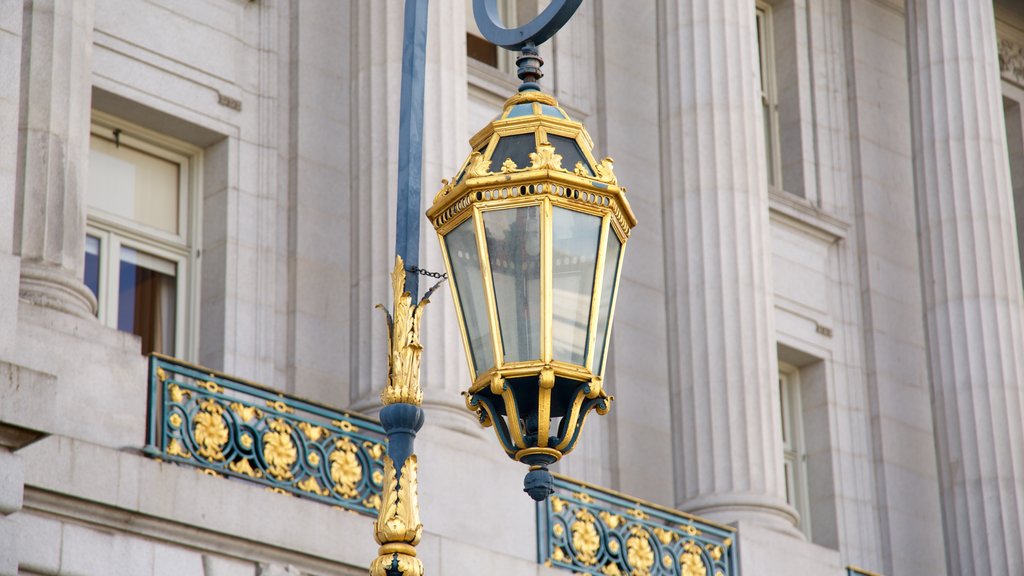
[406,266,448,280]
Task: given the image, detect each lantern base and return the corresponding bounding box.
[524,465,554,501]
[521,449,559,501]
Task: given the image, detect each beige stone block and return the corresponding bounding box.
[0,448,22,515]
[153,542,205,576]
[60,522,116,576]
[0,516,14,576]
[14,513,62,574]
[735,520,842,576]
[204,555,257,576]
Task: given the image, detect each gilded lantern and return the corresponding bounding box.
[426,89,636,500]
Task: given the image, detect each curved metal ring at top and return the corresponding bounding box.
[472,0,583,51]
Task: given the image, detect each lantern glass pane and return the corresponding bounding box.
[592,232,622,375]
[484,207,541,363]
[549,135,593,176]
[446,218,494,377]
[552,207,601,365]
[490,134,536,173]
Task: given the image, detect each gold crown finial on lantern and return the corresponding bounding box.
[426,89,636,500]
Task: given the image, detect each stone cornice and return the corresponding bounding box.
[999,37,1024,87]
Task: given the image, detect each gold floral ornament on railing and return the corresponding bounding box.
[146,355,388,516]
[541,476,737,576]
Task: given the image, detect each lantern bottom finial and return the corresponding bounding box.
[524,464,555,501]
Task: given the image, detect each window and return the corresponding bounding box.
[466,0,516,71]
[1003,91,1024,289]
[756,2,782,189]
[85,114,199,358]
[780,364,811,537]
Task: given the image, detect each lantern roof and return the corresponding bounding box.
[427,90,637,241]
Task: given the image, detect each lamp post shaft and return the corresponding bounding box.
[395,0,430,302]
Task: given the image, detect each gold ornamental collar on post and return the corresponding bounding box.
[377,256,428,406]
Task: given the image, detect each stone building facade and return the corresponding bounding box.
[1,0,1023,575]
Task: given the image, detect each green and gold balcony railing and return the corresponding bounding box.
[144,354,387,516]
[539,475,738,576]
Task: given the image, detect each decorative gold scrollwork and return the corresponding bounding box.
[329,437,363,499]
[228,458,263,478]
[571,509,601,566]
[263,420,297,480]
[194,399,229,461]
[599,510,623,529]
[594,157,618,185]
[167,438,191,459]
[296,476,330,497]
[464,151,493,179]
[680,541,707,576]
[230,402,261,422]
[529,141,564,171]
[501,158,519,173]
[298,422,326,442]
[626,526,655,575]
[168,383,187,403]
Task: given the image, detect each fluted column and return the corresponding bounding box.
[350,1,474,430]
[14,0,97,318]
[906,3,1024,574]
[657,0,797,531]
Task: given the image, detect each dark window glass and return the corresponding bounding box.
[549,135,593,176]
[84,235,100,304]
[490,134,536,171]
[467,33,499,67]
[118,247,177,356]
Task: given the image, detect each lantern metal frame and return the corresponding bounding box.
[427,91,636,480]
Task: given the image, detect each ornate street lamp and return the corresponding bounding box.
[426,0,637,502]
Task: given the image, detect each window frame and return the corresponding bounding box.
[779,362,812,538]
[756,1,783,190]
[466,0,518,74]
[87,112,203,360]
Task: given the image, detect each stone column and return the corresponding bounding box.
[350,0,474,431]
[657,0,798,532]
[0,445,24,576]
[0,2,24,357]
[14,0,96,318]
[906,2,1024,574]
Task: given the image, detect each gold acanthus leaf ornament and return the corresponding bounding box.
[464,151,493,178]
[370,455,424,576]
[263,420,297,480]
[194,399,229,461]
[680,541,708,576]
[530,141,564,171]
[571,509,601,566]
[626,526,655,575]
[376,256,430,406]
[501,158,519,173]
[594,157,618,185]
[329,438,363,499]
[433,178,453,203]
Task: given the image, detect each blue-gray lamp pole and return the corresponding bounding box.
[371,2,582,574]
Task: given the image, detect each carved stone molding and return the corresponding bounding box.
[999,37,1024,87]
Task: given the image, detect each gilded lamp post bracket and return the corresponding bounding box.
[377,256,444,407]
[371,255,433,576]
